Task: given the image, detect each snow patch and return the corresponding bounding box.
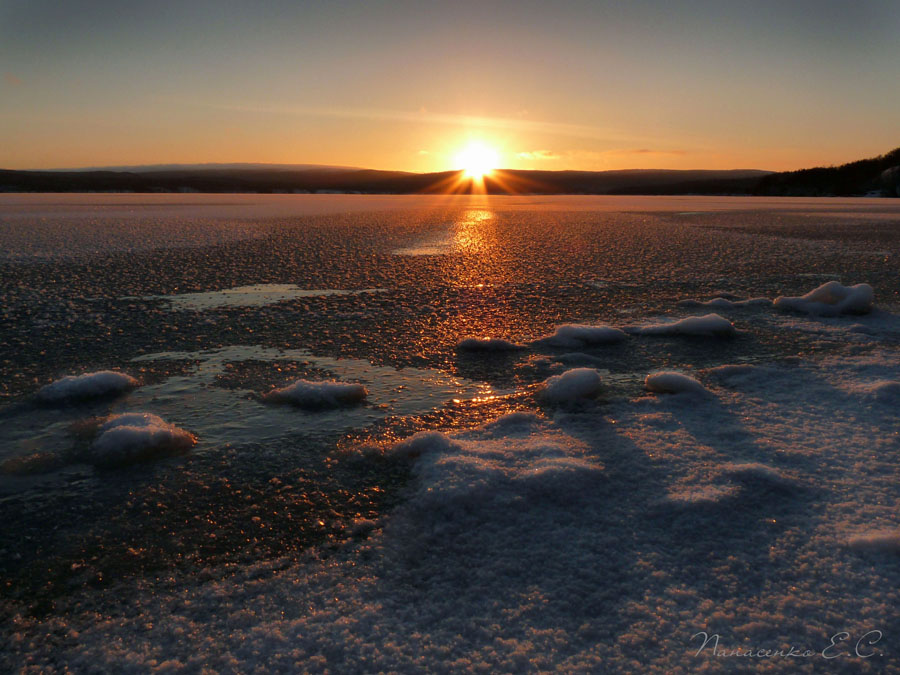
[538,368,604,404]
[631,313,736,337]
[774,281,874,316]
[37,371,138,402]
[678,297,771,310]
[533,324,628,349]
[90,412,195,468]
[262,379,368,409]
[644,371,709,395]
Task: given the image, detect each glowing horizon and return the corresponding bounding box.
[1,2,898,173]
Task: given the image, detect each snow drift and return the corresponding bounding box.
[533,323,628,349]
[263,379,368,409]
[631,313,736,337]
[37,371,138,402]
[774,281,874,316]
[644,371,709,395]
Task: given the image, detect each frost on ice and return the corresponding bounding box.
[644,371,709,395]
[774,281,874,316]
[90,412,196,468]
[37,371,138,402]
[538,367,604,403]
[263,379,368,409]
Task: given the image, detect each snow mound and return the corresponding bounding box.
[388,431,463,460]
[847,531,900,553]
[707,363,762,384]
[720,462,797,492]
[660,485,739,510]
[774,281,874,316]
[90,412,195,468]
[389,416,603,522]
[533,324,628,349]
[37,371,138,402]
[854,380,900,403]
[263,379,368,409]
[455,337,525,351]
[631,313,736,337]
[678,297,771,309]
[538,368,604,404]
[644,371,708,395]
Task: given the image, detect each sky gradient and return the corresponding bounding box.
[1,0,898,172]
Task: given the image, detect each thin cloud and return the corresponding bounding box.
[604,148,688,156]
[203,101,642,145]
[516,150,561,161]
[4,73,22,86]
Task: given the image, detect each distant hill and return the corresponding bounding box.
[753,147,900,197]
[0,149,897,195]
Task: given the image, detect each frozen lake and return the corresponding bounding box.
[2,194,900,672]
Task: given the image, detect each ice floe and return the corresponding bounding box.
[263,379,368,409]
[37,371,138,402]
[774,281,874,316]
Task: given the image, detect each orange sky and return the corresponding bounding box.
[1,1,898,172]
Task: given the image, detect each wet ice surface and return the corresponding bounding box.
[2,194,900,672]
[135,285,387,310]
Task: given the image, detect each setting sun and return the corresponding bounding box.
[456,143,499,179]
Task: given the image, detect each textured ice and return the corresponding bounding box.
[538,367,604,403]
[774,281,874,316]
[36,371,138,402]
[631,313,736,337]
[263,379,368,409]
[533,323,628,349]
[89,412,195,467]
[644,371,709,395]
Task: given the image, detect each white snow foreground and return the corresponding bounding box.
[539,367,604,403]
[37,371,138,402]
[533,324,628,349]
[630,313,736,337]
[90,412,195,467]
[13,352,900,673]
[774,281,874,316]
[263,379,368,409]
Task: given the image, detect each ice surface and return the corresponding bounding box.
[263,379,368,409]
[631,313,736,337]
[644,371,709,395]
[538,367,604,403]
[89,412,195,467]
[774,281,874,316]
[36,371,138,402]
[533,323,628,349]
